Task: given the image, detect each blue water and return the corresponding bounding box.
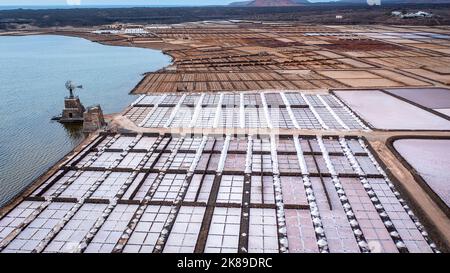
[0,35,171,207]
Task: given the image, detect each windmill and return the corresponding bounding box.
[51,80,86,123]
[65,80,83,98]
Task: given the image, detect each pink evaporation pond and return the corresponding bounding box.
[385,88,450,110]
[394,138,450,208]
[334,90,450,130]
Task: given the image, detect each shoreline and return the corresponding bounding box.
[0,32,174,213]
[0,133,100,218]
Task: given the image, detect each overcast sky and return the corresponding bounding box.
[0,0,335,6]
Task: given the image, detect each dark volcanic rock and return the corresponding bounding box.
[1,3,449,28]
[231,0,309,7]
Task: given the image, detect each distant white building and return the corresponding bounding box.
[92,26,148,35]
[392,10,433,19]
[145,25,171,30]
[92,29,120,34]
[402,11,433,19]
[124,28,148,34]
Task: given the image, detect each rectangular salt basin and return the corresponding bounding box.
[394,139,450,208]
[385,88,450,109]
[436,109,450,117]
[334,90,450,130]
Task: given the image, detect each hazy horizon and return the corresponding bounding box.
[0,0,336,7]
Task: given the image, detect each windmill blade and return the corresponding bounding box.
[65,81,73,90]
